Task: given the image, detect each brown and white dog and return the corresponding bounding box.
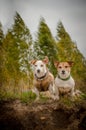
[30,56,59,100]
[54,61,75,99]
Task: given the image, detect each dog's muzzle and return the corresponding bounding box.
[37,69,40,73]
[62,70,65,74]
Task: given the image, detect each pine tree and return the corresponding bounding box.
[34,17,58,75]
[0,23,4,87]
[12,12,33,74]
[56,21,75,61]
[56,21,86,90]
[0,23,4,44]
[3,31,20,79]
[3,12,33,89]
[57,21,71,41]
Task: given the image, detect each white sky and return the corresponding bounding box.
[0,0,86,58]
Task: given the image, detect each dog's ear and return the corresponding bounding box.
[54,61,59,68]
[30,60,37,65]
[67,61,74,67]
[43,56,49,64]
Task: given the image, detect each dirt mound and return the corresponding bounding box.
[0,100,86,130]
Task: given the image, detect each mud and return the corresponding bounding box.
[0,99,86,130]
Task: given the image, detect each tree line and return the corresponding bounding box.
[0,12,86,97]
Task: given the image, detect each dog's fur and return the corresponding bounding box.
[54,61,75,98]
[30,56,59,100]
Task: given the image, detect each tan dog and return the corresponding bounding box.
[30,56,59,100]
[54,61,75,98]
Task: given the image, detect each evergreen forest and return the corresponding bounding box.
[0,12,86,100]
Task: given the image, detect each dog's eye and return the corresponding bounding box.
[35,65,37,67]
[41,64,43,67]
[65,66,68,68]
[58,66,62,69]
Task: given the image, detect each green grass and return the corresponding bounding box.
[0,90,37,102]
[20,91,37,103]
[79,93,86,100]
[39,93,50,102]
[59,96,74,107]
[59,93,86,107]
[0,91,19,101]
[0,89,86,104]
[0,90,51,103]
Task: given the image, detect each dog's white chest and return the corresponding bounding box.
[55,76,75,88]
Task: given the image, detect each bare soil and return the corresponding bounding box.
[0,99,86,130]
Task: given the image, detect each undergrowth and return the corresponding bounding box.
[0,89,86,105]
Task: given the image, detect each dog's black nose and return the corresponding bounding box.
[37,69,40,73]
[62,70,65,74]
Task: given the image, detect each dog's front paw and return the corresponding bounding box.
[51,95,59,101]
[34,96,40,102]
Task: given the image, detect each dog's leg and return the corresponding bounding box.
[70,87,75,97]
[69,87,75,101]
[32,87,40,100]
[49,83,59,100]
[54,85,60,100]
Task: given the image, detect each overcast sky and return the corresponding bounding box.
[0,0,86,58]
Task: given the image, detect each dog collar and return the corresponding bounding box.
[58,75,70,81]
[35,71,48,80]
